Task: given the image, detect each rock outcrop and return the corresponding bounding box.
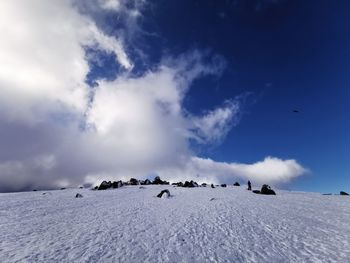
[98,181,112,190]
[183,180,198,188]
[152,176,169,185]
[260,184,276,195]
[157,189,170,198]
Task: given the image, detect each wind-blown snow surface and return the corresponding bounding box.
[1,186,350,262]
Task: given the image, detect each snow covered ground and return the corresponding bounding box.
[1,185,350,262]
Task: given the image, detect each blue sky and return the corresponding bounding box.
[0,0,349,192]
[89,0,350,192]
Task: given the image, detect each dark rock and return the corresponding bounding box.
[233,182,240,186]
[143,179,152,185]
[201,183,207,187]
[221,184,227,187]
[152,176,169,185]
[79,186,84,189]
[252,190,261,194]
[60,188,66,190]
[98,181,112,190]
[157,189,170,198]
[129,178,139,185]
[211,184,215,188]
[139,186,146,189]
[322,193,332,195]
[174,182,183,187]
[260,184,276,195]
[183,180,198,188]
[93,186,98,190]
[112,181,123,188]
[75,193,83,198]
[340,191,349,196]
[33,189,37,191]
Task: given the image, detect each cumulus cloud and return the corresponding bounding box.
[0,0,308,192]
[0,0,131,120]
[158,157,308,187]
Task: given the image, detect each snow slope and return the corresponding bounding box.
[1,186,350,262]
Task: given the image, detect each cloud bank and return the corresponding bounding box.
[0,0,307,192]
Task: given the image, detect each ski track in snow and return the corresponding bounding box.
[1,186,350,262]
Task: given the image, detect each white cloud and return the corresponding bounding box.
[99,0,121,11]
[0,0,308,192]
[0,0,131,121]
[157,156,308,187]
[191,100,240,144]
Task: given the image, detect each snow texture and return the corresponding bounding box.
[1,186,350,262]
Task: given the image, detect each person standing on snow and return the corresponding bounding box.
[247,180,252,191]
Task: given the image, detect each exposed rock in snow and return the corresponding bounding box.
[157,189,170,198]
[340,191,349,196]
[75,193,83,198]
[142,179,152,185]
[129,178,139,185]
[233,182,240,186]
[152,176,169,185]
[221,184,227,187]
[260,184,276,195]
[183,180,198,188]
[98,181,112,190]
[112,181,123,188]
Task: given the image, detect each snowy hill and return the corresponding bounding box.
[1,186,350,262]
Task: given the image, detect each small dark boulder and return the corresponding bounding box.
[183,180,198,188]
[211,184,215,188]
[75,193,83,198]
[340,191,349,196]
[79,186,84,189]
[152,176,169,185]
[111,181,122,188]
[98,181,112,190]
[174,182,183,187]
[129,178,139,185]
[60,188,66,190]
[201,183,207,187]
[252,190,261,194]
[143,179,151,185]
[260,184,276,195]
[221,184,227,187]
[233,182,240,186]
[157,189,170,198]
